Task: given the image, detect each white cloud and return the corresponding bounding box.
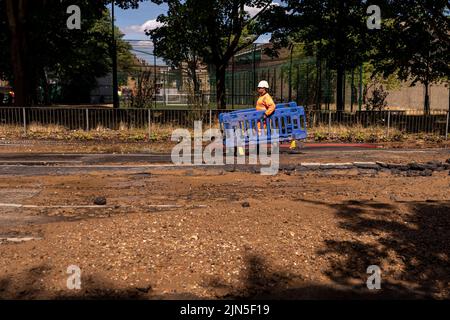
[122,19,163,34]
[244,5,262,17]
[244,2,278,17]
[121,2,278,38]
[256,33,271,44]
[134,40,154,47]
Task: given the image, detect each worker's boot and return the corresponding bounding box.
[289,140,297,150]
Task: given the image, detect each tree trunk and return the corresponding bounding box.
[5,0,31,107]
[424,82,430,115]
[215,63,227,110]
[188,62,199,94]
[41,69,50,105]
[336,65,345,112]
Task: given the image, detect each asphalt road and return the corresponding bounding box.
[0,148,447,176]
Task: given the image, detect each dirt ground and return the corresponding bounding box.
[1,138,449,155]
[0,161,449,299]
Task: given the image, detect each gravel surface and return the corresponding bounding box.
[0,161,449,299]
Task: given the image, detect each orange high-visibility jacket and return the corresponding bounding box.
[256,93,275,116]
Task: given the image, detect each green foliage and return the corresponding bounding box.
[371,0,450,112]
[147,0,274,109]
[0,2,9,81]
[0,0,135,104]
[265,0,379,110]
[313,131,326,141]
[366,85,388,111]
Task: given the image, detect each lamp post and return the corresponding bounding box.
[111,1,119,109]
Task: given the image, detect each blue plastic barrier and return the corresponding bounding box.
[219,102,307,147]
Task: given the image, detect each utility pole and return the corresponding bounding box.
[111,1,119,109]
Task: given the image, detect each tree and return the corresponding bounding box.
[147,0,274,109]
[147,1,203,96]
[372,1,449,113]
[265,0,382,111]
[0,0,135,105]
[0,0,10,82]
[3,0,31,106]
[55,11,135,104]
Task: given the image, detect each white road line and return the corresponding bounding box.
[0,203,206,209]
[0,164,221,168]
[0,161,84,164]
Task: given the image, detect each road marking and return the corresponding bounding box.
[0,237,42,243]
[0,164,222,168]
[0,161,83,164]
[0,203,206,209]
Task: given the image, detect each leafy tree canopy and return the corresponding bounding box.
[0,0,135,104]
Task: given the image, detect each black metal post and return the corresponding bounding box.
[296,65,300,105]
[231,56,235,109]
[288,44,294,102]
[154,54,157,109]
[359,64,363,111]
[351,69,354,112]
[305,64,309,108]
[342,69,346,111]
[253,44,256,105]
[111,1,119,109]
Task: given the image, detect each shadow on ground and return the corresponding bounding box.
[0,200,448,299]
[301,199,450,299]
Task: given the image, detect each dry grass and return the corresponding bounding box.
[309,124,404,143]
[0,125,23,139]
[0,122,175,142]
[0,122,447,145]
[309,124,447,144]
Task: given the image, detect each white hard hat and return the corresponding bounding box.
[257,80,269,89]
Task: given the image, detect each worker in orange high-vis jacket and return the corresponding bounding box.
[256,80,275,120]
[256,80,275,135]
[255,80,297,150]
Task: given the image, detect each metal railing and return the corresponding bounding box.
[0,107,222,132]
[0,107,449,139]
[307,110,449,136]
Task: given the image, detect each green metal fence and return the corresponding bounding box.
[112,43,365,111]
[208,45,364,111]
[1,107,448,137]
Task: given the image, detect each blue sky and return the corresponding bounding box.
[115,2,168,40]
[113,2,168,63]
[113,2,273,63]
[114,2,273,41]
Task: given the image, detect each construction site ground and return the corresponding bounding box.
[0,142,449,299]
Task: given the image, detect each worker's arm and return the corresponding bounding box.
[264,95,276,116]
